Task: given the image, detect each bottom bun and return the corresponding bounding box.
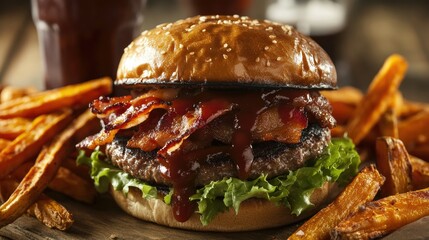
[110,182,334,232]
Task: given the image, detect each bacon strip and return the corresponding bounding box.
[127,99,234,152]
[254,105,307,142]
[78,96,169,150]
[158,99,234,159]
[90,96,132,118]
[79,89,334,152]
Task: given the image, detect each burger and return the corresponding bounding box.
[77,15,360,231]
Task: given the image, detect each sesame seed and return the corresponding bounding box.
[223,43,228,48]
[223,54,228,59]
[264,46,269,51]
[162,23,173,30]
[242,23,248,27]
[255,57,260,63]
[272,40,278,44]
[282,25,293,36]
[165,31,170,35]
[179,44,184,49]
[282,25,292,31]
[156,23,167,28]
[277,57,282,61]
[160,51,166,55]
[266,61,271,67]
[185,28,192,32]
[199,16,207,21]
[202,29,206,32]
[226,48,232,52]
[215,15,220,19]
[205,58,212,63]
[141,30,148,35]
[190,52,195,55]
[241,16,249,20]
[233,14,239,18]
[269,35,276,39]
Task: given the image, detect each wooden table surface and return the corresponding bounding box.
[1,191,428,240]
[0,192,300,240]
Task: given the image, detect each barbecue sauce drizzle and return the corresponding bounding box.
[151,89,310,222]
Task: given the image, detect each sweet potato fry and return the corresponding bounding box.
[409,145,429,162]
[27,193,74,230]
[0,179,73,230]
[322,87,363,125]
[13,162,96,203]
[0,86,37,103]
[61,158,92,181]
[0,110,96,227]
[0,139,10,150]
[390,91,405,118]
[398,110,429,150]
[0,77,111,118]
[332,187,429,239]
[399,99,429,119]
[330,102,356,125]
[289,165,385,240]
[346,54,408,145]
[0,111,72,179]
[376,137,412,197]
[0,117,32,140]
[410,156,429,190]
[49,167,97,203]
[321,86,363,106]
[378,108,398,138]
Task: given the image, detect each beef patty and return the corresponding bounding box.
[106,124,330,187]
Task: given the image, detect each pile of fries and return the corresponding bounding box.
[289,54,429,239]
[0,78,111,230]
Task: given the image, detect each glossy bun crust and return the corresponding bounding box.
[116,15,336,89]
[110,182,333,232]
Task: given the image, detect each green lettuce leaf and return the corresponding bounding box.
[190,137,360,225]
[77,148,158,199]
[77,137,360,226]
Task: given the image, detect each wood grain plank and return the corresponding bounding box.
[0,192,297,240]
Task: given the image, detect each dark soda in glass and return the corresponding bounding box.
[31,0,145,89]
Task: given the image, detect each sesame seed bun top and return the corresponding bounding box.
[116,15,337,89]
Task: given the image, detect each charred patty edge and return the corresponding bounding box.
[106,124,330,187]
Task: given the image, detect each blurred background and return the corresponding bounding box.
[1,0,428,100]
